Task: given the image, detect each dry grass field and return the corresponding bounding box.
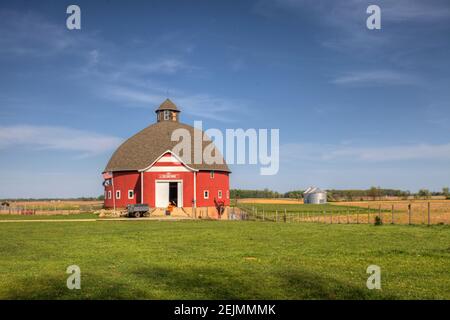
[237,199,450,225]
[331,200,450,224]
[0,200,103,215]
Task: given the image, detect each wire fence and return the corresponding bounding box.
[233,202,450,225]
[0,202,103,216]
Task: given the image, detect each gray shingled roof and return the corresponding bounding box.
[104,121,230,173]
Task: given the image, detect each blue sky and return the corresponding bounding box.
[1,0,450,198]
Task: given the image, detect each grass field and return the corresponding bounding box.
[0,220,449,299]
[0,213,98,220]
[237,200,450,224]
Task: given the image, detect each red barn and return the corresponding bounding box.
[102,99,231,218]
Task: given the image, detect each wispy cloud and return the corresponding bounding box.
[100,85,247,121]
[281,142,450,162]
[332,70,420,86]
[0,10,100,58]
[0,125,122,156]
[127,58,196,75]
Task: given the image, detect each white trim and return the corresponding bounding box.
[112,172,116,212]
[147,166,190,172]
[140,172,144,204]
[116,190,121,200]
[128,190,134,199]
[203,190,209,199]
[139,150,198,172]
[193,171,197,208]
[158,155,180,163]
[155,179,183,208]
[108,190,112,199]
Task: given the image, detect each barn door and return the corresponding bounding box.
[155,182,169,207]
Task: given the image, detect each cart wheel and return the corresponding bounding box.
[134,212,140,218]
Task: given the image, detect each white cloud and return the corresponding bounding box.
[281,142,450,162]
[128,58,194,75]
[0,125,122,156]
[0,10,100,58]
[332,70,420,86]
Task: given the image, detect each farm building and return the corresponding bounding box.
[102,99,230,218]
[303,187,327,204]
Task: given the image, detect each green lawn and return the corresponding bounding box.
[0,221,449,299]
[237,203,383,219]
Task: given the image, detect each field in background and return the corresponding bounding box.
[0,200,103,216]
[0,221,449,299]
[236,199,450,225]
[237,198,304,204]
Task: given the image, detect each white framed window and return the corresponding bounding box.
[218,190,222,199]
[108,190,112,199]
[116,190,121,199]
[128,190,134,199]
[203,190,209,199]
[163,110,170,120]
[210,171,214,178]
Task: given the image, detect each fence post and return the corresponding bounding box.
[347,210,349,224]
[284,209,287,223]
[276,210,278,222]
[330,211,333,224]
[408,203,412,225]
[391,204,394,224]
[356,211,359,224]
[298,212,300,223]
[427,202,430,226]
[378,204,381,221]
[262,209,265,221]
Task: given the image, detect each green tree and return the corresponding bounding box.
[418,189,431,199]
[368,186,379,200]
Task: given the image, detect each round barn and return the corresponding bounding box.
[102,99,231,218]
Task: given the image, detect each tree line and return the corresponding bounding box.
[231,187,450,201]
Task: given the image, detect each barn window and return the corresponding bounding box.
[108,191,111,199]
[116,190,121,199]
[218,190,222,199]
[203,190,209,199]
[210,171,214,178]
[163,110,170,120]
[128,190,134,199]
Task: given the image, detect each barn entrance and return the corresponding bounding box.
[155,181,182,208]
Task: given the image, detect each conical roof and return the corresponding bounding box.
[155,98,180,112]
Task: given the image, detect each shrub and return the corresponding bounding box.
[374,215,383,226]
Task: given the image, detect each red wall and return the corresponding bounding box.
[104,171,141,208]
[104,170,229,208]
[196,171,230,206]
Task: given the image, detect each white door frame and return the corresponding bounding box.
[154,179,183,208]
